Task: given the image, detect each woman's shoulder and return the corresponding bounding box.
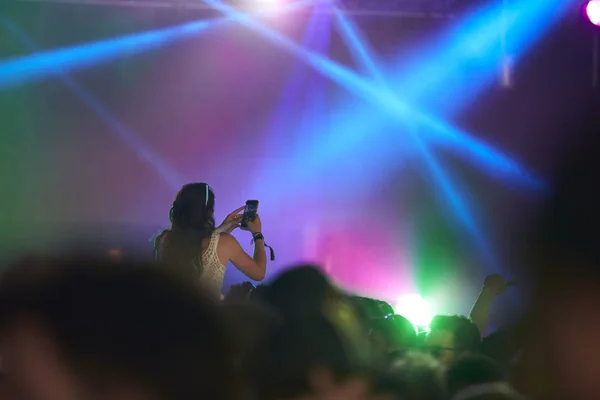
[217,232,233,242]
[216,232,242,248]
[213,233,240,265]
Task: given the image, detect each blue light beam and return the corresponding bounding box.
[1,17,186,189]
[262,3,331,155]
[328,0,571,185]
[332,4,386,85]
[331,6,497,267]
[200,0,542,189]
[0,20,219,90]
[0,0,315,90]
[389,0,575,116]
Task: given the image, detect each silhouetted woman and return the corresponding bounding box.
[155,183,266,299]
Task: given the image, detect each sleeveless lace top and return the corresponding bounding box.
[157,231,226,298]
[199,231,227,297]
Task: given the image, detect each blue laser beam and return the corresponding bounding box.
[340,0,572,183]
[331,6,497,267]
[0,0,316,90]
[1,17,186,190]
[262,3,331,155]
[201,0,542,189]
[0,19,220,90]
[332,4,386,85]
[390,0,573,115]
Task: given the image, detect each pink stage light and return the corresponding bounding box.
[586,0,600,26]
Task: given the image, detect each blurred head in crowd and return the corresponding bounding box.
[385,351,446,400]
[252,314,356,399]
[154,182,216,280]
[370,314,417,359]
[0,257,237,400]
[451,382,525,400]
[250,266,376,399]
[446,354,505,397]
[516,112,600,398]
[265,266,333,317]
[224,282,255,303]
[249,284,269,302]
[220,301,278,363]
[426,315,481,366]
[269,266,372,361]
[348,297,395,320]
[481,322,525,372]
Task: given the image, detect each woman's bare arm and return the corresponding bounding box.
[220,233,266,281]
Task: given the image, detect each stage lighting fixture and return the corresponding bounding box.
[585,0,600,26]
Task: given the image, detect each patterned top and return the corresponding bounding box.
[199,231,227,297]
[156,230,226,299]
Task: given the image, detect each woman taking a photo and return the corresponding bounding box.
[155,183,266,299]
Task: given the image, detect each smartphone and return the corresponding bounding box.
[241,200,259,228]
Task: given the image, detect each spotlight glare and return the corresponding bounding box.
[394,294,433,328]
[586,0,600,26]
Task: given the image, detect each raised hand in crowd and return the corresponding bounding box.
[483,274,516,296]
[470,274,515,335]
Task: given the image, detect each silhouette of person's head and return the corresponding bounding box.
[370,314,417,358]
[385,352,447,400]
[447,354,505,397]
[426,315,481,367]
[0,257,237,400]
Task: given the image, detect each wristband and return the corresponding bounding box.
[249,233,275,261]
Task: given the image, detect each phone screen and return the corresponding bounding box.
[241,200,259,228]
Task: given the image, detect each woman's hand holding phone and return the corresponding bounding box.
[241,214,262,234]
[216,206,245,234]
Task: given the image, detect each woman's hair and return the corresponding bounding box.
[154,183,216,280]
[169,183,216,232]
